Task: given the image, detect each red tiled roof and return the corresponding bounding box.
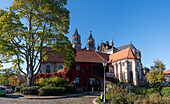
[109,48,137,63]
[43,47,138,64]
[164,70,170,74]
[42,47,65,63]
[75,49,109,63]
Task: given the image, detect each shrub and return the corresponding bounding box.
[108,77,119,84]
[65,85,77,93]
[21,86,40,95]
[15,86,22,92]
[38,86,66,96]
[135,88,160,95]
[106,85,129,103]
[149,93,162,103]
[57,69,63,73]
[20,83,27,87]
[111,96,127,104]
[161,87,170,97]
[38,77,66,87]
[96,96,101,103]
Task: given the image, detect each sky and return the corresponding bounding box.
[0,0,170,70]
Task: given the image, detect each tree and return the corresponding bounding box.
[0,68,15,85]
[146,59,166,87]
[0,0,75,86]
[8,73,26,86]
[153,59,165,72]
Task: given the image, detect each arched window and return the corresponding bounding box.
[58,65,63,70]
[46,65,51,73]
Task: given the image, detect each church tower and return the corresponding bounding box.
[87,31,95,51]
[72,28,81,49]
[110,38,114,47]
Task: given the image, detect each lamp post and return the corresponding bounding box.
[15,74,18,86]
[102,59,107,103]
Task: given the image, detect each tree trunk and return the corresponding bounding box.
[27,75,34,87]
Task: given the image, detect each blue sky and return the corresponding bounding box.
[0,0,170,70]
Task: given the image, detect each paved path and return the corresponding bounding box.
[0,92,100,104]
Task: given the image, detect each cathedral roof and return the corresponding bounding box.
[117,43,136,51]
[43,47,138,64]
[109,48,137,63]
[75,49,109,63]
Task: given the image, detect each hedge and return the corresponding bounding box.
[38,86,66,96]
[21,86,40,95]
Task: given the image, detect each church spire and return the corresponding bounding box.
[88,30,93,40]
[110,38,114,47]
[72,28,81,49]
[87,30,95,51]
[73,28,79,36]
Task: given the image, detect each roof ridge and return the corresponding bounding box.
[127,48,131,58]
[95,51,105,61]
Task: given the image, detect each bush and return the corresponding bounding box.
[135,88,160,95]
[57,69,63,73]
[161,87,170,97]
[108,77,119,84]
[38,77,66,87]
[111,96,127,104]
[149,93,162,103]
[15,86,22,92]
[38,86,66,96]
[96,96,101,103]
[21,86,40,95]
[65,85,77,93]
[20,83,27,87]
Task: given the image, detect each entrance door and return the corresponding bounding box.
[89,78,100,92]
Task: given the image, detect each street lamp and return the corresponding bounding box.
[102,59,107,103]
[15,74,18,86]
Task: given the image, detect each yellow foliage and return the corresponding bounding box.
[8,74,25,86]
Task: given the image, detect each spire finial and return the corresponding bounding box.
[110,38,113,47]
[88,30,93,40]
[74,28,79,36]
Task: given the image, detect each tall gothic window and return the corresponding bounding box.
[46,65,51,73]
[128,61,132,70]
[130,70,133,84]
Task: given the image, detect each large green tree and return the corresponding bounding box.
[146,59,166,87]
[0,0,75,86]
[0,68,15,85]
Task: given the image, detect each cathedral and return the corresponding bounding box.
[40,28,147,90]
[72,28,96,51]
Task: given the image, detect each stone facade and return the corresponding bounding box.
[40,62,64,73]
[110,59,143,85]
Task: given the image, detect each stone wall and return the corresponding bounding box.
[40,62,64,73]
[111,59,143,85]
